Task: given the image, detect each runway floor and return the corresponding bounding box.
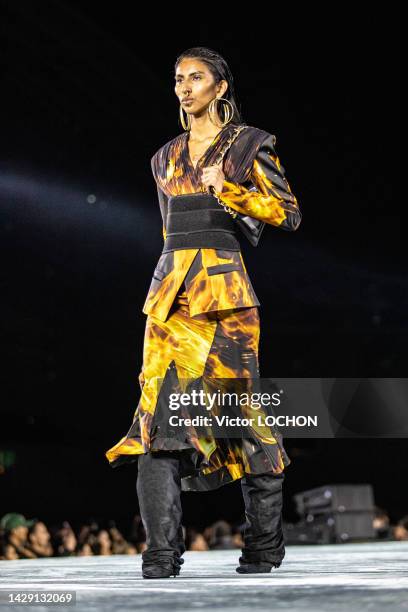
[0,541,407,611]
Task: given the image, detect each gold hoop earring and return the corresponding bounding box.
[208,97,234,127]
[179,104,191,131]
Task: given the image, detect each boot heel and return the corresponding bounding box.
[142,558,182,579]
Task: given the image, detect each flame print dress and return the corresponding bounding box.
[105,122,302,492]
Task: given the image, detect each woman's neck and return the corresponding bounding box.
[189,116,223,142]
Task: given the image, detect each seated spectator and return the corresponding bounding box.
[27,521,54,557]
[208,520,235,550]
[77,541,93,556]
[0,513,38,559]
[91,530,112,556]
[186,527,209,551]
[108,525,133,555]
[125,545,137,554]
[77,524,93,548]
[231,525,244,548]
[373,506,392,540]
[393,515,408,541]
[54,527,78,556]
[76,519,102,554]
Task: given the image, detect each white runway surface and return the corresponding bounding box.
[1,541,408,611]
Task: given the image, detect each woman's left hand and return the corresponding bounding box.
[201,163,225,193]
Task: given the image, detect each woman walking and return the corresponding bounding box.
[105,46,301,578]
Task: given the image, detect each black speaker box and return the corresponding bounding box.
[284,510,376,544]
[294,484,375,516]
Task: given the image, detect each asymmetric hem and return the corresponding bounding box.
[105,284,291,492]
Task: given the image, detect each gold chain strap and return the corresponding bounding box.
[207,124,248,219]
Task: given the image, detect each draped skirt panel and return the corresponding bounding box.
[105,285,291,491]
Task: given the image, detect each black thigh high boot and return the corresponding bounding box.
[239,470,285,568]
[136,450,186,574]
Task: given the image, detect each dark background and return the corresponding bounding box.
[1,3,406,533]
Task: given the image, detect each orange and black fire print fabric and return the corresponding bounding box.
[105,123,300,491]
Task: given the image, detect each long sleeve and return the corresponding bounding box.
[156,184,168,242]
[151,150,169,242]
[214,133,302,231]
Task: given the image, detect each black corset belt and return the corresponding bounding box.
[162,193,240,253]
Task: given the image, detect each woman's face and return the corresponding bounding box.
[175,58,227,117]
[97,530,110,545]
[31,522,50,545]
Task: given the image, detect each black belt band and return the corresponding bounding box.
[162,193,240,253]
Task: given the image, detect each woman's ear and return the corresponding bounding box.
[218,79,228,98]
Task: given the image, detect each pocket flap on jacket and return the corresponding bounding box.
[206,262,241,276]
[153,268,166,281]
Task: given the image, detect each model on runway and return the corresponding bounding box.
[105,46,302,578]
